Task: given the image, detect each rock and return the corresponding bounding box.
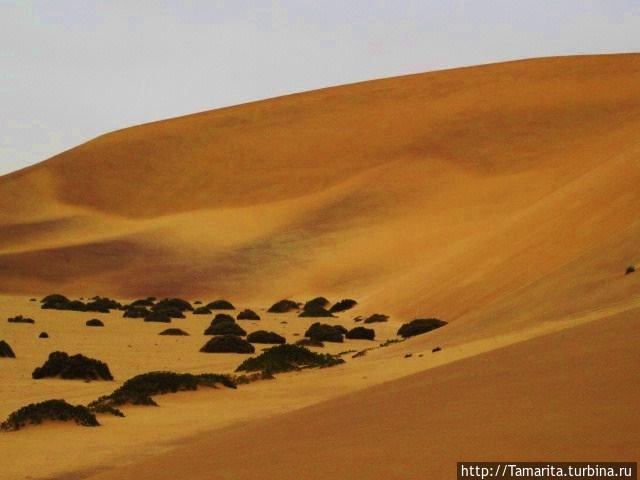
[0,340,16,358]
[397,318,448,338]
[199,335,255,354]
[7,315,35,324]
[330,299,357,313]
[247,330,286,344]
[267,299,300,313]
[304,323,345,343]
[159,328,189,336]
[206,300,235,310]
[364,313,389,324]
[345,326,375,340]
[237,309,260,320]
[85,319,104,327]
[32,351,113,381]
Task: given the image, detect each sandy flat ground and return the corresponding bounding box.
[0,54,639,479]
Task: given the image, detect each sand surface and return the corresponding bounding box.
[0,54,639,479]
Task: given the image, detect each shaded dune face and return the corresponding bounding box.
[0,54,639,321]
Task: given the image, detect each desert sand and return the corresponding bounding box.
[0,54,639,479]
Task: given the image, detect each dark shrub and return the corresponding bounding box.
[267,299,300,313]
[86,319,104,327]
[153,298,193,312]
[123,306,151,318]
[303,297,330,310]
[364,313,389,324]
[211,313,236,325]
[85,297,121,312]
[204,321,246,336]
[144,311,172,323]
[626,265,636,275]
[237,309,260,320]
[354,316,363,322]
[295,338,324,348]
[89,371,236,409]
[0,400,99,431]
[299,305,335,318]
[8,315,35,324]
[330,299,357,313]
[432,346,442,353]
[200,335,255,354]
[159,328,189,336]
[40,294,69,304]
[194,300,202,305]
[193,306,212,315]
[206,299,235,310]
[247,330,286,344]
[304,323,344,342]
[235,344,344,374]
[397,318,447,338]
[39,332,49,339]
[0,340,16,358]
[32,351,113,381]
[346,326,375,340]
[151,306,185,318]
[42,297,88,311]
[128,298,155,308]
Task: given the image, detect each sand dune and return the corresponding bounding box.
[1,54,639,480]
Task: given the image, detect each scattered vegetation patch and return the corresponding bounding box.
[204,320,246,336]
[8,315,35,324]
[247,330,286,344]
[206,300,235,310]
[193,306,212,315]
[298,305,335,318]
[397,318,447,338]
[295,338,324,348]
[123,306,151,318]
[88,371,236,409]
[144,311,172,323]
[0,340,16,358]
[1,400,99,431]
[364,313,389,324]
[304,323,345,342]
[210,313,235,325]
[237,309,260,320]
[200,335,255,354]
[86,319,104,327]
[330,299,357,313]
[235,344,344,374]
[303,297,330,310]
[432,346,442,353]
[346,326,375,340]
[32,351,113,381]
[85,296,121,312]
[153,298,193,312]
[40,295,121,313]
[267,299,300,313]
[626,265,636,275]
[159,328,189,336]
[126,298,156,308]
[379,338,405,347]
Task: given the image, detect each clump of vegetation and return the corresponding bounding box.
[125,298,155,308]
[32,351,113,381]
[626,265,636,275]
[304,323,345,342]
[0,340,16,358]
[303,297,330,310]
[237,309,260,320]
[330,299,357,313]
[379,338,405,347]
[210,313,235,325]
[123,306,151,318]
[193,306,212,315]
[88,371,236,410]
[204,320,247,336]
[153,298,193,312]
[40,295,121,313]
[432,346,442,353]
[397,318,447,338]
[295,338,324,348]
[235,344,344,374]
[86,319,104,327]
[85,296,122,312]
[299,306,335,318]
[206,299,235,310]
[39,332,49,339]
[159,328,189,336]
[233,370,275,384]
[364,313,389,324]
[247,330,286,344]
[8,314,35,324]
[144,311,172,323]
[267,299,300,313]
[346,326,375,340]
[200,335,255,354]
[1,400,100,431]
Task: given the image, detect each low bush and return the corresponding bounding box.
[247,330,286,344]
[364,313,388,324]
[235,344,344,374]
[193,306,212,315]
[330,299,357,313]
[298,305,335,318]
[0,399,99,431]
[8,315,35,324]
[295,338,324,348]
[304,323,345,342]
[39,332,49,339]
[237,309,260,320]
[346,326,375,340]
[144,311,172,323]
[123,306,151,318]
[397,318,447,338]
[86,319,104,327]
[0,340,16,358]
[153,298,193,312]
[303,297,330,310]
[85,297,121,312]
[32,351,113,381]
[200,335,255,354]
[267,299,300,313]
[204,321,246,336]
[88,371,236,409]
[626,265,636,275]
[159,328,189,336]
[206,300,235,310]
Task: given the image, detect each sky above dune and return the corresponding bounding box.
[1,1,638,176]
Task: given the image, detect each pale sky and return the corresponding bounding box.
[1,1,638,176]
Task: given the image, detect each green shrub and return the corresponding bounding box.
[32,351,113,381]
[159,328,189,336]
[8,315,35,324]
[235,344,344,374]
[247,330,286,344]
[237,309,260,320]
[267,299,300,313]
[206,300,235,310]
[364,313,388,324]
[200,335,255,353]
[397,318,447,338]
[330,299,357,313]
[346,326,375,340]
[304,323,345,342]
[1,399,99,431]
